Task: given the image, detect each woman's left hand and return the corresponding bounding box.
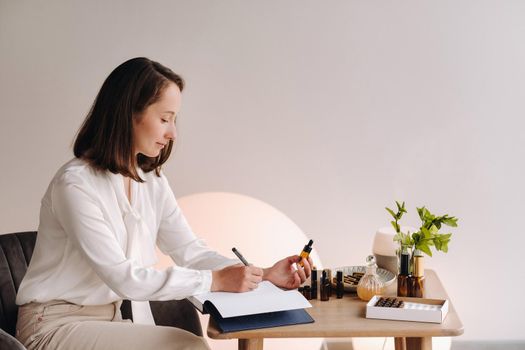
[263,255,313,290]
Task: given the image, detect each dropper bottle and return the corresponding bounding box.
[397,246,410,297]
[298,239,313,267]
[310,267,318,299]
[320,270,330,301]
[408,250,425,297]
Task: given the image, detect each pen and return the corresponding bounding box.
[232,247,249,266]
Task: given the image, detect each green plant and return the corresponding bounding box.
[385,201,407,234]
[386,201,459,257]
[386,201,412,250]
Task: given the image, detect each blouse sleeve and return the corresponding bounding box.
[156,174,238,273]
[51,172,212,300]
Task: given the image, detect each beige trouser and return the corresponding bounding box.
[15,300,210,350]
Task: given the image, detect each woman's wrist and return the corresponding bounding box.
[211,270,221,292]
[262,268,269,281]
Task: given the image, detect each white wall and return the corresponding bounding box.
[1,0,523,341]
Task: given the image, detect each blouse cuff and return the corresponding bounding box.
[195,270,213,295]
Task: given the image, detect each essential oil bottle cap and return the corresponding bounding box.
[366,255,376,266]
[302,239,314,253]
[413,255,424,277]
[336,270,343,281]
[400,253,410,275]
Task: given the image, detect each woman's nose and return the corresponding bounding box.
[166,124,177,141]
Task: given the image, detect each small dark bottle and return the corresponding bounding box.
[325,268,333,296]
[303,285,312,300]
[408,254,425,298]
[336,270,344,298]
[320,270,330,301]
[397,249,410,297]
[310,267,318,300]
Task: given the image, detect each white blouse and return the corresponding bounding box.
[16,158,238,307]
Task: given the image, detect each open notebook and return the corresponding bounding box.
[187,281,314,332]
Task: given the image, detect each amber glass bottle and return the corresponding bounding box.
[397,248,410,297]
[408,252,425,297]
[336,270,344,299]
[310,267,318,300]
[298,239,313,267]
[357,255,384,302]
[320,270,330,301]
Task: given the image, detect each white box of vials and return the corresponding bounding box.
[366,295,449,324]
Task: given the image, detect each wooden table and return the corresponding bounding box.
[207,269,464,350]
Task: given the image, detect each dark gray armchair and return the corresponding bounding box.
[0,231,202,350]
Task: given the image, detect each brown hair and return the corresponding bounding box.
[74,57,184,181]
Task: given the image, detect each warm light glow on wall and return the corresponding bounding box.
[156,192,323,269]
[156,192,323,350]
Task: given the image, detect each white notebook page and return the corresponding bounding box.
[192,281,312,318]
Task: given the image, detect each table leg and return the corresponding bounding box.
[406,337,432,350]
[395,337,407,350]
[239,338,264,350]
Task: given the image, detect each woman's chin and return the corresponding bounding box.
[138,151,161,158]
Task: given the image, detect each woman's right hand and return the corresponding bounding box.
[211,264,263,292]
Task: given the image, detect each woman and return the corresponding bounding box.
[15,57,312,350]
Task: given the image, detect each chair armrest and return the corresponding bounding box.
[120,299,203,336]
[150,300,203,336]
[0,328,26,350]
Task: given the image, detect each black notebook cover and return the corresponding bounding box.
[204,301,314,333]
